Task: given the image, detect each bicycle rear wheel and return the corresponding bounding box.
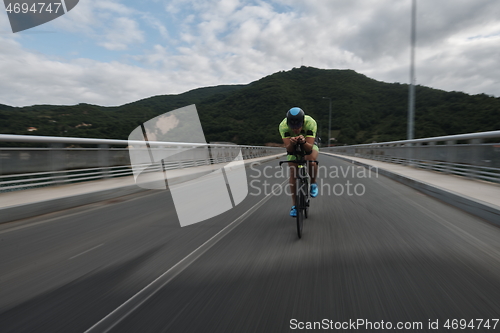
[296,180,305,238]
[303,171,310,219]
[304,178,309,219]
[304,197,309,219]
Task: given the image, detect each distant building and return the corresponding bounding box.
[75,123,92,128]
[27,127,37,132]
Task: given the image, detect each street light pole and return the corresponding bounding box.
[407,0,417,166]
[322,97,332,146]
[408,0,416,141]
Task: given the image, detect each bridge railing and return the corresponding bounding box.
[322,130,500,184]
[0,134,283,192]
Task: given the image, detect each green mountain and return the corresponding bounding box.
[1,66,499,146]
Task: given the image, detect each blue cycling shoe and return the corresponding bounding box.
[290,206,297,217]
[310,183,318,198]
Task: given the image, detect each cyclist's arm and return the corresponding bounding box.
[283,136,313,154]
[282,137,296,154]
[303,136,315,153]
[302,117,317,153]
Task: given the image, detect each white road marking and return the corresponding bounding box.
[84,179,287,333]
[0,191,161,235]
[68,244,105,260]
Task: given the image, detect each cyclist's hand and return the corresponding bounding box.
[296,135,305,144]
[290,137,298,145]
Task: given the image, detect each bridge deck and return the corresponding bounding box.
[324,153,500,226]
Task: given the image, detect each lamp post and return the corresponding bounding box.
[407,0,417,166]
[322,97,332,147]
[408,0,416,141]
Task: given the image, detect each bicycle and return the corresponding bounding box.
[279,143,319,239]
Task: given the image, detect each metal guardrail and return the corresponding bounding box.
[0,134,284,192]
[322,130,500,184]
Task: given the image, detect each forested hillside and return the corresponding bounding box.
[1,67,499,146]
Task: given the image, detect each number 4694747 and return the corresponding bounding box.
[5,2,62,14]
[443,319,499,330]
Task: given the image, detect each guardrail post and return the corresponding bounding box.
[50,143,66,185]
[469,138,483,180]
[445,140,457,174]
[414,142,422,167]
[0,147,3,191]
[424,141,436,171]
[98,144,110,178]
[405,143,412,167]
[207,144,214,165]
[177,146,183,168]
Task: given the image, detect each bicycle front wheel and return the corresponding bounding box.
[296,180,305,238]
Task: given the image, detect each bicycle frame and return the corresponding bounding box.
[279,143,318,238]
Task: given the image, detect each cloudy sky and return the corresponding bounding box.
[0,0,499,107]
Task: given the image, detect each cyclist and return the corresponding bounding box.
[279,107,319,217]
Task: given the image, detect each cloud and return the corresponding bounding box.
[142,14,170,40]
[98,17,145,50]
[52,0,145,49]
[0,0,499,107]
[0,36,173,106]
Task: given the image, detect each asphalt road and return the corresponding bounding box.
[0,155,499,332]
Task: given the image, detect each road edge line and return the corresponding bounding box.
[84,179,287,333]
[322,152,500,227]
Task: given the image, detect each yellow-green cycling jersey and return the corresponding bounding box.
[279,115,319,160]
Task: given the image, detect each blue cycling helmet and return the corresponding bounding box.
[286,107,305,129]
